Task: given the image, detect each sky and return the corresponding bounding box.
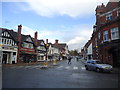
[1,0,110,51]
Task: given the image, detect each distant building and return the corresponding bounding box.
[45,39,69,61]
[37,40,46,61]
[53,40,69,60]
[82,40,93,60]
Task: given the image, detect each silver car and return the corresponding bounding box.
[85,60,113,72]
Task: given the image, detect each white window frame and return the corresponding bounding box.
[111,27,119,40]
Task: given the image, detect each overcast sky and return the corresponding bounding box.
[1,0,110,51]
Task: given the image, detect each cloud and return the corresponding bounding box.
[19,0,109,18]
[62,25,93,50]
[16,25,63,43]
[67,37,85,45]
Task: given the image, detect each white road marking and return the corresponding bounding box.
[65,66,70,69]
[57,66,63,68]
[81,67,85,70]
[73,67,78,70]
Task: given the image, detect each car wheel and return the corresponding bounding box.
[96,68,100,72]
[85,65,89,70]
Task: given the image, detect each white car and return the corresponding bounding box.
[85,60,113,72]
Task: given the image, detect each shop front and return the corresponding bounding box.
[19,52,37,63]
[2,45,17,64]
[100,39,120,67]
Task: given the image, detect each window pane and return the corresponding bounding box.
[104,30,109,41]
[111,27,119,40]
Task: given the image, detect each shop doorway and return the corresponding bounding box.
[2,53,7,64]
[112,50,120,67]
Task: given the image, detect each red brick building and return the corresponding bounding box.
[92,1,120,67]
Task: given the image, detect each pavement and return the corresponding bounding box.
[2,60,64,69]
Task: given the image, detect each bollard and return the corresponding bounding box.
[53,59,56,65]
[44,61,48,67]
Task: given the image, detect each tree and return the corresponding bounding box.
[68,49,79,56]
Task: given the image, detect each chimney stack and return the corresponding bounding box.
[17,24,22,62]
[55,39,58,45]
[34,32,38,46]
[18,25,22,42]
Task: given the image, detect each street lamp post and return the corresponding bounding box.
[44,44,49,67]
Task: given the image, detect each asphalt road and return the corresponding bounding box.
[2,58,119,88]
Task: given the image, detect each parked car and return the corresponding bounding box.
[85,60,113,72]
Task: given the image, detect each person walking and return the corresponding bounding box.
[76,57,79,61]
[68,56,72,64]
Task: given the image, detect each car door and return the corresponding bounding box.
[86,61,91,69]
[89,61,95,70]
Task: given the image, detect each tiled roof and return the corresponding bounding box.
[105,2,119,12]
[1,28,18,42]
[1,28,34,44]
[53,43,67,50]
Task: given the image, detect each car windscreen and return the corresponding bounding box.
[96,61,103,64]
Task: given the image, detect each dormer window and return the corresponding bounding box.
[106,13,112,20]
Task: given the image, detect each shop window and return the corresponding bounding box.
[111,27,119,40]
[106,13,112,20]
[103,30,109,41]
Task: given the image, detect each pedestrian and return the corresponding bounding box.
[68,56,72,64]
[76,57,79,61]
